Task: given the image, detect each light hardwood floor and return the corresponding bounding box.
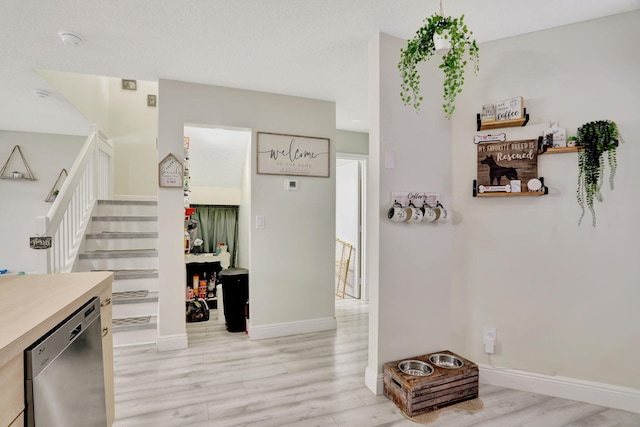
[113,298,640,426]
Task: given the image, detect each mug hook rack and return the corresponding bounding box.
[388,192,447,223]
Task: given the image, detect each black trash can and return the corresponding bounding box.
[219,268,249,332]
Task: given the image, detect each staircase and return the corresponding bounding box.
[78,200,159,347]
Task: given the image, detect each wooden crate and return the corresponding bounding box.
[383,350,478,417]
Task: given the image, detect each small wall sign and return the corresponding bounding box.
[390,191,440,208]
[474,133,506,144]
[495,96,523,121]
[158,153,184,188]
[543,121,567,148]
[30,236,52,249]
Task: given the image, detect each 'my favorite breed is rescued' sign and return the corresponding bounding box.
[477,139,538,192]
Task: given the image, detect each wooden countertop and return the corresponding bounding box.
[0,272,113,368]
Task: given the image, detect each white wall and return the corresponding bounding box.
[450,12,640,390]
[38,71,159,197]
[0,131,84,273]
[188,186,242,205]
[184,125,250,206]
[109,78,158,197]
[336,130,368,155]
[366,33,454,392]
[38,70,110,135]
[157,80,336,348]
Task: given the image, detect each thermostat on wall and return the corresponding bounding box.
[285,179,298,191]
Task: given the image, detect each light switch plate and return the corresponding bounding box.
[385,151,396,169]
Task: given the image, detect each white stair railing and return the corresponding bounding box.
[36,125,114,273]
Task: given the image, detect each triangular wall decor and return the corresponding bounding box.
[0,145,36,180]
[45,168,68,202]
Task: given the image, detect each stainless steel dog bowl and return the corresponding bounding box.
[429,353,464,369]
[398,360,434,376]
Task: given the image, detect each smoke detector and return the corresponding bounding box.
[58,31,83,46]
[33,89,50,98]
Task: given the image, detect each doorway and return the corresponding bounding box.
[335,153,367,300]
[183,124,251,333]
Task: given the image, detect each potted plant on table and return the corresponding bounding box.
[398,10,479,119]
[576,120,622,227]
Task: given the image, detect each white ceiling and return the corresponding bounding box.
[2,0,638,136]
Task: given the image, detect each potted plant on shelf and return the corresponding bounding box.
[398,11,479,119]
[576,120,622,227]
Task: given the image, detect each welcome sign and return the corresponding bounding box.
[257,132,330,177]
[477,139,538,191]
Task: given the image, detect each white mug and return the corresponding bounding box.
[407,205,423,223]
[422,205,437,222]
[434,203,448,222]
[387,203,408,222]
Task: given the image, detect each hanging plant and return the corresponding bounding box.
[398,9,479,119]
[576,120,622,227]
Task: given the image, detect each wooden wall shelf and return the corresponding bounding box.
[537,136,618,154]
[473,178,548,197]
[540,146,581,154]
[0,176,36,181]
[475,191,545,198]
[477,109,529,131]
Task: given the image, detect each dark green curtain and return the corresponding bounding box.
[191,205,239,267]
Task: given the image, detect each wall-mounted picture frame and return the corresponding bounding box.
[257,132,330,177]
[122,79,137,91]
[477,139,538,192]
[147,94,157,107]
[158,153,183,188]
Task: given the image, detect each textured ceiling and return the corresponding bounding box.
[1,0,638,136]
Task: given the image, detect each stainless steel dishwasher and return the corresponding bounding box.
[25,296,106,427]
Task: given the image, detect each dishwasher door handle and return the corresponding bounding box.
[69,324,82,341]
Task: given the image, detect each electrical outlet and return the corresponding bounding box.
[483,327,496,354]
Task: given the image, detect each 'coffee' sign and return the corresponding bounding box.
[30,236,52,249]
[495,96,523,121]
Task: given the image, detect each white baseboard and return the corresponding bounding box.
[479,364,640,414]
[156,333,188,351]
[365,366,384,395]
[249,317,337,340]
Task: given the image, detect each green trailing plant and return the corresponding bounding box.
[576,120,622,227]
[398,13,479,119]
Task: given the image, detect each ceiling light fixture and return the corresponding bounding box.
[58,31,83,46]
[33,89,50,98]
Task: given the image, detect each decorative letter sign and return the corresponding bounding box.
[477,139,538,193]
[495,96,523,121]
[158,153,184,188]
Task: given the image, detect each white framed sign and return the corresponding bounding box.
[257,132,330,177]
[495,96,523,121]
[158,153,183,188]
